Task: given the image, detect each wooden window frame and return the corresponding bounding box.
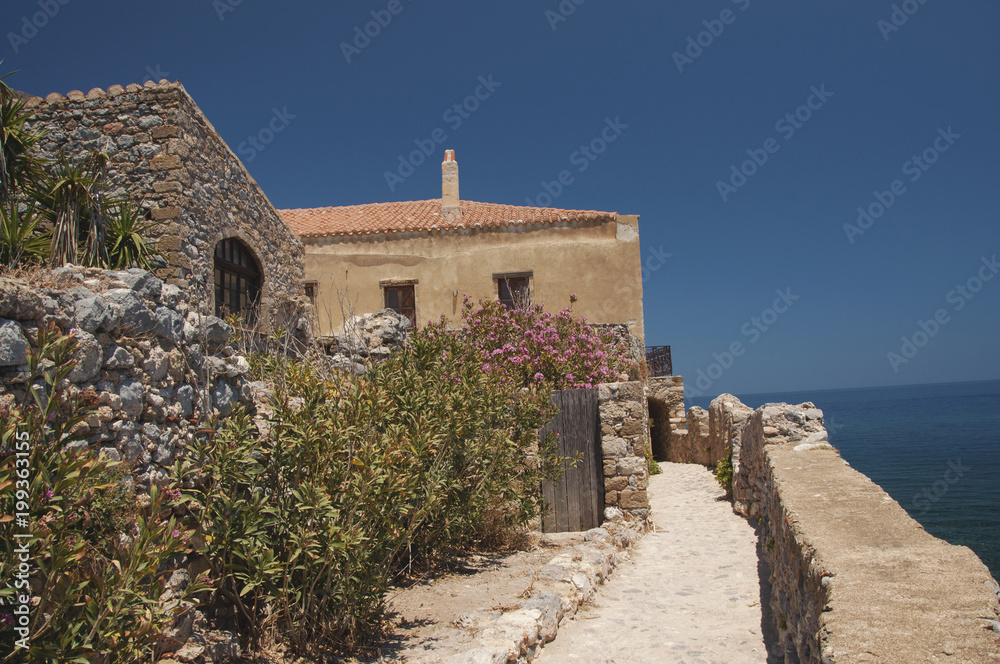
[214,238,261,325]
[380,279,418,328]
[303,281,318,306]
[494,271,532,309]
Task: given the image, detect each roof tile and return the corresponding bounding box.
[279,199,617,238]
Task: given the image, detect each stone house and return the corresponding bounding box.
[279,151,646,342]
[23,80,306,333]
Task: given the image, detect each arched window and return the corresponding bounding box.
[214,238,261,324]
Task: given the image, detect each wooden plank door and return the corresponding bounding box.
[541,388,603,533]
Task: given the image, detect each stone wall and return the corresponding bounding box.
[0,267,260,489]
[24,80,306,333]
[719,396,1000,663]
[646,382,752,469]
[598,381,650,520]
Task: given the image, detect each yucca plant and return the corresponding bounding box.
[0,68,47,204]
[105,199,164,270]
[0,200,49,266]
[42,151,109,267]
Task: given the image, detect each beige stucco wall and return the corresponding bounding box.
[303,215,645,343]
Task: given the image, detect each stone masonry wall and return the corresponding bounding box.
[0,267,260,489]
[722,396,1000,664]
[598,381,650,520]
[24,81,306,333]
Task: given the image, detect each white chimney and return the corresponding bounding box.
[441,149,461,221]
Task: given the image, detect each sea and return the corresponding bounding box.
[689,379,1000,580]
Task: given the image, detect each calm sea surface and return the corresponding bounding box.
[690,380,1000,579]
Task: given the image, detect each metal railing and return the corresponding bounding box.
[645,345,672,377]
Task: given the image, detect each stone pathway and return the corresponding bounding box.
[534,463,769,664]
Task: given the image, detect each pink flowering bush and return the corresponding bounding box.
[455,297,636,390]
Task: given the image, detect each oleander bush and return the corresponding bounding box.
[0,324,194,664]
[456,296,637,390]
[175,318,564,655]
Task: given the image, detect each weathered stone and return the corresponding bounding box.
[211,380,236,417]
[0,280,46,320]
[151,124,180,139]
[603,506,624,521]
[160,284,183,309]
[114,268,163,301]
[68,330,101,382]
[149,154,181,170]
[184,314,232,348]
[0,319,29,367]
[74,296,111,333]
[119,379,144,419]
[103,289,156,333]
[104,346,134,370]
[151,206,181,220]
[616,456,646,476]
[604,476,628,491]
[601,436,628,459]
[142,347,169,383]
[618,490,648,509]
[176,384,195,419]
[155,306,184,343]
[152,181,183,193]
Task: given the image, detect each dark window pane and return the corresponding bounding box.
[384,285,416,327]
[214,238,261,324]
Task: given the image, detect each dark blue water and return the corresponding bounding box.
[690,380,1000,578]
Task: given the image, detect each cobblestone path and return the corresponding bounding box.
[534,462,769,664]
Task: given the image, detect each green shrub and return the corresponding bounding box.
[176,319,563,655]
[714,446,734,499]
[0,200,49,267]
[0,324,196,663]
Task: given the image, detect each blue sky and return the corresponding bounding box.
[3,0,998,396]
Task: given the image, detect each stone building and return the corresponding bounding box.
[280,151,646,341]
[23,80,305,332]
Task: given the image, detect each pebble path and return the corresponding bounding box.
[534,462,769,664]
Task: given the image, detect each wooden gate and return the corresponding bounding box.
[541,388,604,533]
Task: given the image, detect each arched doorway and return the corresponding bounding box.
[214,237,261,325]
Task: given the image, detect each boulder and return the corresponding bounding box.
[107,268,163,301]
[0,279,45,320]
[67,330,102,382]
[211,380,236,417]
[118,379,144,419]
[74,296,112,333]
[184,314,232,348]
[0,319,28,367]
[104,288,156,333]
[155,306,185,343]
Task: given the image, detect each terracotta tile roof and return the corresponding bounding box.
[279,199,618,239]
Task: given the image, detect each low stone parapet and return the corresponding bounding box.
[728,398,1000,663]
